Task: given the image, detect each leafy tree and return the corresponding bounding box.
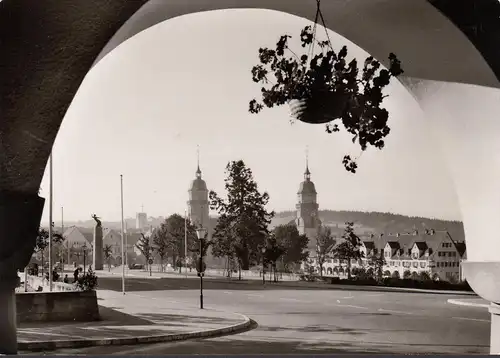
[162,214,198,272]
[368,252,386,282]
[249,17,404,173]
[410,271,419,281]
[315,226,335,277]
[432,273,440,281]
[135,233,154,272]
[263,233,286,282]
[273,224,309,273]
[211,214,236,277]
[210,160,274,273]
[403,270,412,279]
[34,226,65,276]
[331,222,363,280]
[103,245,113,272]
[392,271,400,279]
[151,227,169,272]
[383,270,391,277]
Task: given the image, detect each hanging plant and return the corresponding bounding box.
[248,0,404,173]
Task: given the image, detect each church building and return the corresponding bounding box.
[295,153,321,246]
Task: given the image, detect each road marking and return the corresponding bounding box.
[280,297,305,302]
[18,329,76,338]
[246,293,264,298]
[452,316,490,323]
[223,291,233,295]
[342,296,354,299]
[340,304,369,310]
[378,308,413,315]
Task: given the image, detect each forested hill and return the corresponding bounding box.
[271,210,465,242]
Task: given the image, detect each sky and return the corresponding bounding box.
[39,9,462,224]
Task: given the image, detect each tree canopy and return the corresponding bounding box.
[315,225,336,277]
[34,227,64,253]
[331,222,364,279]
[273,224,309,272]
[209,160,274,271]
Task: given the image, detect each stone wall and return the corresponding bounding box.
[16,290,100,323]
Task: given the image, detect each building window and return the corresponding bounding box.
[420,262,426,268]
[412,262,418,268]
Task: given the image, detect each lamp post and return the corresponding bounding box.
[261,247,266,285]
[82,243,87,274]
[195,226,207,309]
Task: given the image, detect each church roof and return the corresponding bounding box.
[189,164,207,191]
[298,179,317,194]
[190,177,207,191]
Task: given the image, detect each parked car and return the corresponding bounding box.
[128,263,144,270]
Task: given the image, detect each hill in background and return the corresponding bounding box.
[271,210,465,242]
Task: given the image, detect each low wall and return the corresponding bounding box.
[16,290,100,323]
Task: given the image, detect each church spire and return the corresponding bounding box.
[196,145,202,178]
[304,145,311,181]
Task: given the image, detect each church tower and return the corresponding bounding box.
[187,146,209,231]
[296,147,320,241]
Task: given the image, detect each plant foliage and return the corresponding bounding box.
[75,266,98,291]
[249,1,404,173]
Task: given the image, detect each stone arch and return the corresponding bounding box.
[2,0,500,354]
[327,267,333,275]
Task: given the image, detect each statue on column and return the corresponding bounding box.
[91,214,103,270]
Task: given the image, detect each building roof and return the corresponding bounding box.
[454,241,467,257]
[413,241,428,251]
[190,177,207,191]
[189,165,208,191]
[297,180,317,195]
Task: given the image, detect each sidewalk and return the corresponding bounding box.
[17,290,251,352]
[447,297,490,309]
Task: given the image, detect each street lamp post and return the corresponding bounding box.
[195,226,207,309]
[82,243,87,274]
[261,247,266,285]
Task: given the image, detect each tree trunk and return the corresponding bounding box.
[347,259,352,280]
[238,262,242,281]
[41,252,44,277]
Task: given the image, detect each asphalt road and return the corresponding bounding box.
[55,276,490,355]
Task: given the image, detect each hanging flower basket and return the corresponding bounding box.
[248,0,403,172]
[289,88,351,124]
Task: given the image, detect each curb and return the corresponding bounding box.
[18,311,253,352]
[447,298,490,309]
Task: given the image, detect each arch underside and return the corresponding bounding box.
[0,0,498,194]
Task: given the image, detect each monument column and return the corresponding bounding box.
[0,191,45,354]
[92,215,103,270]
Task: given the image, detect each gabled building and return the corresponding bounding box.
[304,229,466,283]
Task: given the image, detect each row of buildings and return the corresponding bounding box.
[40,151,467,283]
[292,158,467,282]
